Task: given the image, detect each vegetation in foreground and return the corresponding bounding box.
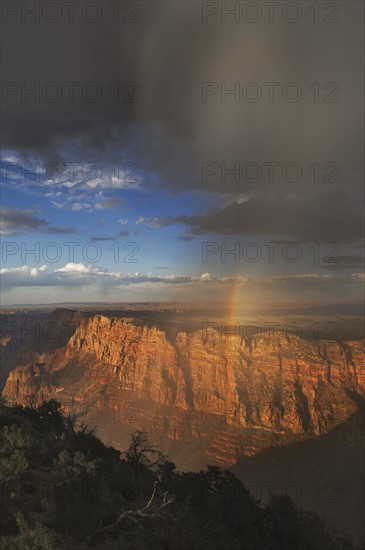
[0,397,362,549]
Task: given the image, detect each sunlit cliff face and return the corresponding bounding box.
[1,309,363,468]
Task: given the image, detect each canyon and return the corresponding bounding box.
[1,307,364,541]
[1,308,364,468]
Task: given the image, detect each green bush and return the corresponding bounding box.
[0,514,57,550]
[0,402,359,550]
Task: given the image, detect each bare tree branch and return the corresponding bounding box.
[82,480,174,546]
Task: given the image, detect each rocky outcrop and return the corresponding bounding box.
[2,313,364,466]
[64,315,364,432]
[3,363,55,407]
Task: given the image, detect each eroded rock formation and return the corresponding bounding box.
[2,312,364,467]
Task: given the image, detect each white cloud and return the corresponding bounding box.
[200,272,215,281]
[71,203,92,212]
[94,198,125,211]
[55,263,104,274]
[51,201,67,209]
[1,265,47,275]
[135,216,164,228]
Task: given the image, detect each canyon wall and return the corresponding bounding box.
[2,313,364,466]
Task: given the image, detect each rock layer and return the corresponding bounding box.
[2,313,364,466]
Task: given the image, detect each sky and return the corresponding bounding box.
[0,1,364,308]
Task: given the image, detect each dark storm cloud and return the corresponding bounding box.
[0,207,49,233]
[0,207,75,235]
[138,186,364,243]
[1,1,363,242]
[184,191,364,243]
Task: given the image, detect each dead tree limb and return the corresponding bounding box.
[82,481,173,546]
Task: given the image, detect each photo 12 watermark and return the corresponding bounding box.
[1,81,140,104]
[1,241,140,265]
[1,160,139,186]
[1,1,140,24]
[201,81,340,103]
[201,319,341,343]
[201,2,341,24]
[201,241,340,264]
[201,161,340,184]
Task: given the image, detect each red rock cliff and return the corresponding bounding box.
[3,315,364,466]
